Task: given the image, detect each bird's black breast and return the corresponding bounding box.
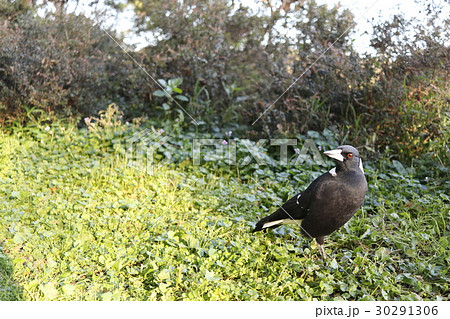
[300,170,367,238]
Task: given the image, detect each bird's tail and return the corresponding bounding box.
[252,209,298,233]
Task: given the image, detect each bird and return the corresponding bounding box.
[252,145,368,259]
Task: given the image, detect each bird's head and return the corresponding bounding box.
[323,145,364,174]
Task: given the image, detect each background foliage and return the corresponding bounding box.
[0,0,448,162]
[0,0,149,123]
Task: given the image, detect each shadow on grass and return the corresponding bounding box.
[0,246,22,300]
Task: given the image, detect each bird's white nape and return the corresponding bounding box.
[328,167,337,177]
[359,159,364,174]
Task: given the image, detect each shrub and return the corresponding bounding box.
[129,0,449,163]
[0,0,448,164]
[366,8,449,162]
[0,9,150,125]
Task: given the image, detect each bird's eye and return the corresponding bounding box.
[347,153,353,158]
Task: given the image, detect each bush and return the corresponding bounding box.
[366,8,449,162]
[0,0,448,164]
[378,79,449,163]
[130,0,449,163]
[130,0,362,127]
[133,0,272,119]
[0,9,150,125]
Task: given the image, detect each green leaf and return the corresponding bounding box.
[168,78,182,87]
[47,259,58,268]
[375,247,390,261]
[40,283,59,300]
[320,281,334,294]
[157,79,167,87]
[62,284,76,296]
[175,95,188,101]
[10,191,20,198]
[153,90,169,97]
[329,259,339,269]
[173,87,183,94]
[392,160,408,175]
[247,289,259,299]
[13,232,25,244]
[157,269,171,281]
[439,237,448,248]
[205,270,221,282]
[101,292,113,301]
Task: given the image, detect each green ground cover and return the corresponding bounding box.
[0,120,448,300]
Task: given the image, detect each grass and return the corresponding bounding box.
[0,118,448,301]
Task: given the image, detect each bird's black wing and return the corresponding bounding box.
[252,172,333,232]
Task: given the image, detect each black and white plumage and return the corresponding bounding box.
[252,145,368,259]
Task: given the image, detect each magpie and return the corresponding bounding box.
[252,145,368,259]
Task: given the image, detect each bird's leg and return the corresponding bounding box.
[318,243,327,260]
[316,237,327,260]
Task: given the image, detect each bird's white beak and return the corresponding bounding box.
[323,148,344,162]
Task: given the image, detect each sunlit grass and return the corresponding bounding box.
[0,122,448,300]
